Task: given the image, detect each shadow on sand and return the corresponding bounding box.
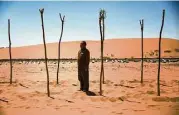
[85,91,97,96]
[49,96,55,99]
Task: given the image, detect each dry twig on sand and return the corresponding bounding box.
[0,98,8,103]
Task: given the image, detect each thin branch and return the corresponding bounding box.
[19,83,29,88]
[59,13,65,22]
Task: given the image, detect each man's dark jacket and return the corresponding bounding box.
[77,48,90,90]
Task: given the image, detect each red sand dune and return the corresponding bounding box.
[0,38,178,59]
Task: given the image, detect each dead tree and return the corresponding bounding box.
[8,19,12,84]
[39,8,50,97]
[102,10,105,84]
[56,13,65,84]
[157,9,165,96]
[99,9,106,95]
[140,19,144,84]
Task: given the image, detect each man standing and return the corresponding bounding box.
[78,41,90,92]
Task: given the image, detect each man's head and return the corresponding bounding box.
[80,41,87,49]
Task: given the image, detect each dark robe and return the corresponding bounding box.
[77,48,90,91]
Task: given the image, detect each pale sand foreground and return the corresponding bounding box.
[0,61,179,115]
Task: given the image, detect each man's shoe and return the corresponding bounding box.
[83,89,88,92]
[78,88,83,91]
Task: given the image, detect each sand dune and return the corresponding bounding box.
[0,38,178,59]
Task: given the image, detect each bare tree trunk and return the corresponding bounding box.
[99,9,106,95]
[157,9,165,96]
[57,13,65,84]
[101,41,104,84]
[140,19,144,84]
[102,64,104,84]
[99,17,103,95]
[39,8,50,97]
[102,15,105,84]
[8,19,12,84]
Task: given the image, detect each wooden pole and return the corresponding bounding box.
[99,9,106,95]
[157,9,165,96]
[39,8,50,97]
[102,11,105,84]
[56,13,65,84]
[99,11,103,96]
[140,19,144,84]
[8,19,12,84]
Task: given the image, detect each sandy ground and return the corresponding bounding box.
[0,38,179,59]
[0,61,179,115]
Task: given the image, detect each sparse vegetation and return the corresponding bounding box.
[144,51,160,57]
[103,56,111,60]
[149,51,155,56]
[175,48,179,52]
[147,91,155,95]
[111,54,114,57]
[152,97,170,102]
[164,50,171,53]
[155,52,159,57]
[152,97,179,102]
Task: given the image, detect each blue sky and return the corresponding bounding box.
[0,1,179,47]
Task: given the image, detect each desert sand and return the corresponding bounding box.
[0,38,179,115]
[0,60,179,115]
[0,38,178,59]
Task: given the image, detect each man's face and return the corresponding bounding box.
[80,43,85,49]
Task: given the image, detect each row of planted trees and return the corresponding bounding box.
[39,9,65,96]
[7,8,165,97]
[139,10,165,96]
[98,9,165,96]
[8,9,65,97]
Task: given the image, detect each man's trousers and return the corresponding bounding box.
[78,68,89,91]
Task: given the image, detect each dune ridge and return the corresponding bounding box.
[0,38,178,59]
